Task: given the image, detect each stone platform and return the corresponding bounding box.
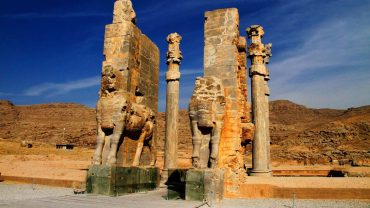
[86,165,159,196]
[225,177,370,199]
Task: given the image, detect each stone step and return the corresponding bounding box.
[225,177,370,199]
[1,175,84,188]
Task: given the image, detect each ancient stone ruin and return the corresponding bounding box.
[87,0,273,200]
[87,0,160,196]
[187,8,255,198]
[91,0,159,167]
[183,9,272,200]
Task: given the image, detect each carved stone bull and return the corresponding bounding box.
[189,77,225,169]
[92,64,155,167]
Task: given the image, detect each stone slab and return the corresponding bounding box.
[185,168,224,202]
[225,177,370,199]
[1,175,82,188]
[86,165,159,196]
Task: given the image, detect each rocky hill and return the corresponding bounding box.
[269,100,370,165]
[0,99,369,165]
[0,100,96,147]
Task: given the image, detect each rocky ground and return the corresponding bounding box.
[269,100,370,165]
[0,99,369,166]
[0,100,96,148]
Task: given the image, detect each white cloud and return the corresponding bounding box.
[271,70,370,109]
[24,76,100,97]
[265,4,370,109]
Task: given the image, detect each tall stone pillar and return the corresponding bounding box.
[264,43,272,172]
[246,25,272,176]
[164,33,182,176]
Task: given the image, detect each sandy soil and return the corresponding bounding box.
[1,139,369,188]
[0,139,93,183]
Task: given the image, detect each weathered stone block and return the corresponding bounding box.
[86,165,159,196]
[86,165,115,196]
[185,169,224,202]
[105,23,131,38]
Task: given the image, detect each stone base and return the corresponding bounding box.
[250,169,272,177]
[166,169,188,200]
[86,165,159,196]
[185,168,224,202]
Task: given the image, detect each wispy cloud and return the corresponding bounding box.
[253,0,370,109]
[24,76,100,97]
[271,70,370,109]
[0,12,110,19]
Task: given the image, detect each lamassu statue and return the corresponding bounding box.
[189,77,225,169]
[92,64,156,166]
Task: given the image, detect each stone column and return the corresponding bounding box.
[246,25,271,176]
[264,43,272,172]
[164,33,182,178]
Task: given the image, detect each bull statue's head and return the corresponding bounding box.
[113,0,137,24]
[101,64,116,95]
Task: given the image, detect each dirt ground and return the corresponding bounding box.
[1,139,369,188]
[0,139,93,184]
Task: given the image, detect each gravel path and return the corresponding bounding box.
[0,182,73,204]
[0,183,369,208]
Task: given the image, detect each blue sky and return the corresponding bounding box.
[0,0,369,111]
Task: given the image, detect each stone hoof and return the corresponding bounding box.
[132,161,139,167]
[210,158,217,168]
[92,160,101,165]
[92,156,102,165]
[192,158,200,168]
